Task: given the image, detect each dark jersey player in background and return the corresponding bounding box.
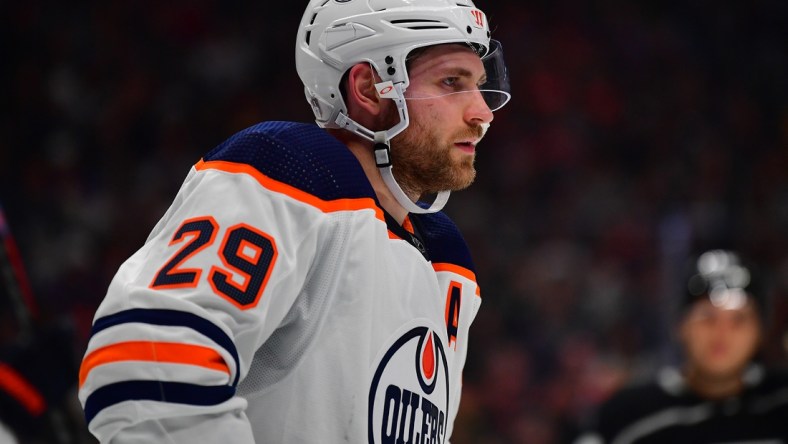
[574,249,788,443]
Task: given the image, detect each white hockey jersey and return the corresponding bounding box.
[78,121,482,443]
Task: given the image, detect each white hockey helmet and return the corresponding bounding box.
[295,0,510,213]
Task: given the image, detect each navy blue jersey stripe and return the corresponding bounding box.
[415,211,476,273]
[91,309,240,386]
[84,381,236,424]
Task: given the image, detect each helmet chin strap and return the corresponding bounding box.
[373,132,451,214]
[334,81,451,214]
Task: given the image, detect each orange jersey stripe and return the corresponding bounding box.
[195,159,384,220]
[0,362,46,416]
[79,341,230,388]
[432,263,478,286]
[401,216,415,235]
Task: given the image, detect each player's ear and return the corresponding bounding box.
[345,63,383,117]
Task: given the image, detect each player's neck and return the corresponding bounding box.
[684,367,744,400]
[329,129,410,224]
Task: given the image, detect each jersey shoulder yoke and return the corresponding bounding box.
[203,121,375,201]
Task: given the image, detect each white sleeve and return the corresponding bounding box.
[573,433,605,444]
[0,421,18,444]
[78,163,323,443]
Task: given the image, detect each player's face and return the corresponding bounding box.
[387,44,494,196]
[680,299,761,380]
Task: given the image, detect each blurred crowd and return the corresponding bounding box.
[2,1,787,443]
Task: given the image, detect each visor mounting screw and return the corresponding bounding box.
[387,67,396,75]
[385,56,394,65]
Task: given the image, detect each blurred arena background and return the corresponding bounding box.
[2,1,787,443]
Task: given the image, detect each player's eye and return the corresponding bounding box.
[442,77,459,88]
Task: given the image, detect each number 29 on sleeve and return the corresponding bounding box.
[150,216,278,310]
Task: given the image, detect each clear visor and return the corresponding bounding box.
[404,39,511,112]
[479,39,511,111]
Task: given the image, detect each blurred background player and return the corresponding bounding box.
[77,0,510,442]
[0,204,87,444]
[573,249,788,443]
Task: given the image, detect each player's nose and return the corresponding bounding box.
[464,89,494,125]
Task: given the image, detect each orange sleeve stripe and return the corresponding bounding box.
[432,263,478,284]
[79,341,230,388]
[401,217,415,235]
[0,362,46,416]
[195,159,384,220]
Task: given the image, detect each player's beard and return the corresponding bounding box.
[388,113,482,199]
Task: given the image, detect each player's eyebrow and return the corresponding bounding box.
[440,66,488,85]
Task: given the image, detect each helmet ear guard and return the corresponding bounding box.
[296,0,511,213]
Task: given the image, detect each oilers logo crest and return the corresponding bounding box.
[368,325,450,444]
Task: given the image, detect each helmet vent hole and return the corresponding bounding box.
[388,19,450,30]
[387,67,396,75]
[466,26,472,34]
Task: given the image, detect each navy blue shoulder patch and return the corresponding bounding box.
[415,211,476,273]
[203,121,376,201]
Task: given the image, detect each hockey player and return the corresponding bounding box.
[574,249,788,443]
[78,0,511,442]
